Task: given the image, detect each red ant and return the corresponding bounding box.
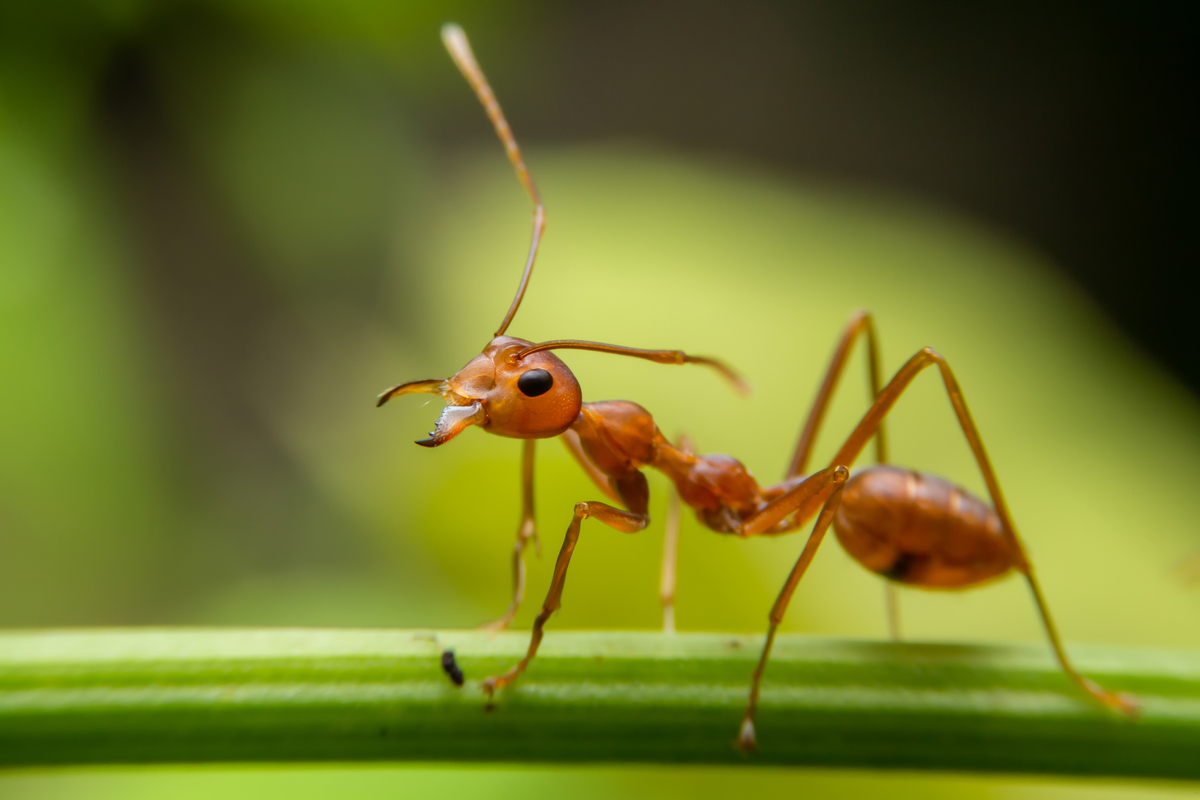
[377,24,1138,751]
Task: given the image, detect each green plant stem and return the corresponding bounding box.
[0,629,1197,776]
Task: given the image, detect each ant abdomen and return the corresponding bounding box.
[834,465,1015,589]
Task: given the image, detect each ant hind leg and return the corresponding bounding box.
[829,347,1138,715]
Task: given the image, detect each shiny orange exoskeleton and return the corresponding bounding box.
[378,24,1138,751]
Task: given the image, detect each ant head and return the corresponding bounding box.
[375,27,577,449]
[375,25,745,448]
[378,337,582,448]
[457,337,583,441]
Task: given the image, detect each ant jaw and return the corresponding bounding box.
[376,378,447,407]
[375,377,484,447]
[416,401,486,447]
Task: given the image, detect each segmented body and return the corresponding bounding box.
[571,400,1016,587]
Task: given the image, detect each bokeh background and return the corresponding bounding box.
[0,1,1196,798]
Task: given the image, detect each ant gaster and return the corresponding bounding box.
[377,23,1138,751]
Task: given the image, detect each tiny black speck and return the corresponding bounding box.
[441,649,465,687]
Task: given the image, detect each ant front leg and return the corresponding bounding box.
[484,440,540,633]
[560,430,621,503]
[735,465,849,752]
[566,428,683,635]
[482,472,650,696]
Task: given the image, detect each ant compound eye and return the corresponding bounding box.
[517,369,554,397]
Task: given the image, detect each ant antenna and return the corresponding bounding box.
[442,23,545,338]
[518,340,751,396]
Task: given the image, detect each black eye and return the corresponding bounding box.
[517,369,554,397]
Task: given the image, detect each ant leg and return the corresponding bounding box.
[483,440,539,633]
[787,310,887,478]
[829,347,1137,715]
[560,430,621,503]
[738,466,849,751]
[885,582,902,641]
[790,312,897,640]
[566,429,681,630]
[483,498,649,696]
[661,487,681,634]
[660,434,693,634]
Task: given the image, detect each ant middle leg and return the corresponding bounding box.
[787,310,887,478]
[661,487,681,634]
[786,311,898,637]
[660,434,693,634]
[483,472,651,696]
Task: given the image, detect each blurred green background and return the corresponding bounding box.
[1,1,1197,798]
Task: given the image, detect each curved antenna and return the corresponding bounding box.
[442,23,546,337]
[518,340,750,396]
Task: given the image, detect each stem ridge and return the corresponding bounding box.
[0,629,1196,776]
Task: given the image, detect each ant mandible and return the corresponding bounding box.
[377,23,1138,751]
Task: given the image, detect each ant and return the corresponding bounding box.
[377,23,1138,751]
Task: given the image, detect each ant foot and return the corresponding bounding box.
[482,672,512,698]
[1111,691,1141,717]
[1083,678,1140,717]
[736,718,758,753]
